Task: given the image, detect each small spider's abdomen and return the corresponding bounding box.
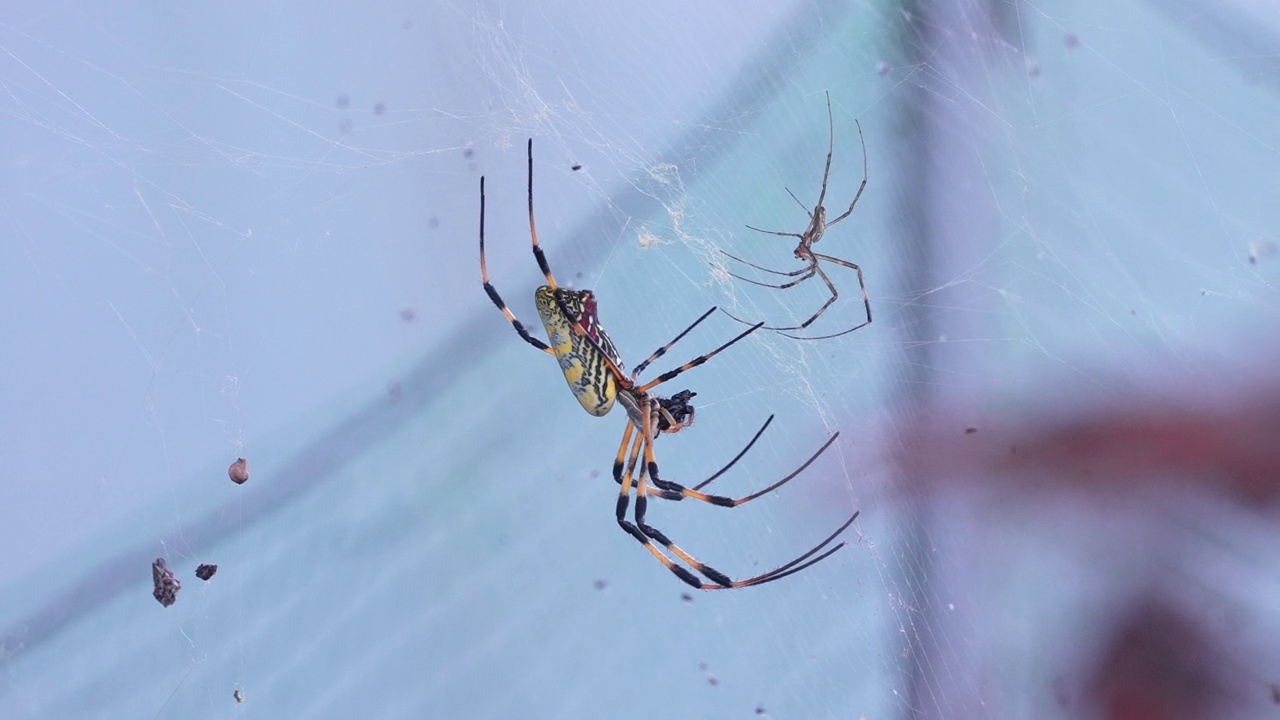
[535,285,618,417]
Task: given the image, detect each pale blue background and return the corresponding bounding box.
[2,1,1278,718]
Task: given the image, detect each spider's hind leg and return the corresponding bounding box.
[634,436,859,590]
[612,421,719,588]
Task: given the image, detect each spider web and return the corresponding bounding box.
[2,0,1279,718]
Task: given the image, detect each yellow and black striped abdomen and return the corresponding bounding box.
[534,285,622,417]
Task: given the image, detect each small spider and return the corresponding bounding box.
[479,139,858,589]
[723,91,873,340]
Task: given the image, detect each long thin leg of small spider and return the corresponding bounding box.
[648,432,840,507]
[724,262,817,290]
[783,187,812,216]
[634,321,763,394]
[738,102,863,248]
[717,256,820,332]
[742,109,832,237]
[758,259,842,333]
[747,92,838,248]
[631,306,717,378]
[779,253,872,340]
[741,95,836,238]
[719,260,826,331]
[819,118,867,228]
[721,265,819,326]
[479,176,553,354]
[811,90,836,217]
[743,223,806,239]
[721,249,816,281]
[525,138,559,291]
[721,257,819,327]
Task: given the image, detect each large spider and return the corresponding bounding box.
[723,91,873,340]
[479,139,859,590]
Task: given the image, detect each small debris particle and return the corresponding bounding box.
[571,164,582,171]
[152,558,180,607]
[875,61,890,75]
[681,592,693,604]
[373,102,387,116]
[427,216,439,230]
[707,674,719,686]
[338,118,353,134]
[463,144,474,159]
[594,579,608,591]
[195,564,218,581]
[589,468,600,479]
[1064,33,1079,49]
[755,707,766,715]
[1247,240,1277,264]
[228,458,250,485]
[234,688,245,703]
[387,382,403,402]
[400,307,417,322]
[1270,683,1280,704]
[336,94,350,109]
[964,426,978,434]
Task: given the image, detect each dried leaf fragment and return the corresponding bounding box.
[152,558,180,607]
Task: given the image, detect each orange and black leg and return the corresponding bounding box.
[630,306,718,378]
[525,138,559,291]
[612,416,714,588]
[647,432,841,508]
[634,320,763,395]
[479,176,553,354]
